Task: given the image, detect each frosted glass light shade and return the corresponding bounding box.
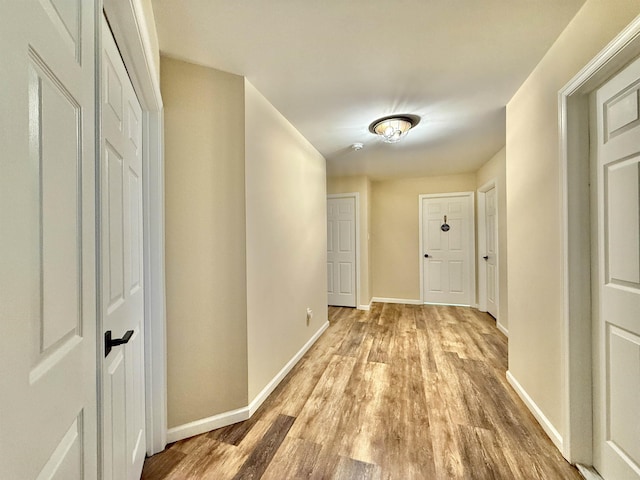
[372,117,414,143]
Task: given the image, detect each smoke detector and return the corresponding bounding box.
[351,143,364,151]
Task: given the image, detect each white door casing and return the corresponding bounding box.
[0,1,98,479]
[327,195,357,307]
[420,193,475,306]
[592,54,640,480]
[101,16,146,480]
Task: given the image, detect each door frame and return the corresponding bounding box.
[560,15,640,466]
[327,193,360,309]
[418,192,476,306]
[101,0,167,456]
[477,180,499,323]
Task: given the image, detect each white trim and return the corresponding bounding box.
[559,14,640,465]
[576,465,604,480]
[102,0,167,456]
[418,192,476,306]
[166,320,330,443]
[327,193,360,309]
[248,321,329,416]
[506,371,563,451]
[423,301,472,307]
[496,321,508,337]
[142,110,166,455]
[372,297,422,305]
[166,407,250,444]
[357,302,371,311]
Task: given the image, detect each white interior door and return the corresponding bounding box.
[327,196,357,307]
[484,187,498,318]
[0,1,98,478]
[101,16,146,480]
[593,54,640,480]
[421,194,474,306]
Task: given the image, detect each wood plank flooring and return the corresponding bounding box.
[142,304,582,479]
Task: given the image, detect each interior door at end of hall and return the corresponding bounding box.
[327,197,356,307]
[422,195,473,306]
[101,16,146,480]
[592,54,640,480]
[485,187,498,319]
[0,1,98,479]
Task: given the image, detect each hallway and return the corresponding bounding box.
[142,304,581,479]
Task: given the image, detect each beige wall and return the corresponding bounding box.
[244,80,328,400]
[477,147,508,331]
[162,57,248,428]
[506,0,640,435]
[371,174,477,300]
[327,176,372,306]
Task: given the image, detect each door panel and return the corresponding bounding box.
[339,220,352,251]
[0,1,97,478]
[339,263,353,294]
[428,261,443,292]
[101,16,146,480]
[449,261,463,293]
[327,196,356,307]
[607,326,640,467]
[606,159,639,284]
[594,54,640,480]
[422,194,474,305]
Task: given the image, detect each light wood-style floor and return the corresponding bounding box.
[142,304,582,479]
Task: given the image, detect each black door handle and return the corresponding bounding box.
[483,255,489,260]
[424,253,430,258]
[105,330,134,357]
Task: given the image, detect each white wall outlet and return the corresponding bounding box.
[306,307,313,325]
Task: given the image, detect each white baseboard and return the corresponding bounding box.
[423,301,471,307]
[357,303,371,311]
[248,320,329,416]
[371,297,422,305]
[576,464,603,480]
[167,320,330,444]
[506,371,563,451]
[497,321,508,337]
[166,406,249,444]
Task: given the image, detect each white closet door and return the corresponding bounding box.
[327,197,356,307]
[101,16,146,480]
[593,54,640,480]
[0,1,98,478]
[485,187,498,318]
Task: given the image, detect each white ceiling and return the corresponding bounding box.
[151,0,586,179]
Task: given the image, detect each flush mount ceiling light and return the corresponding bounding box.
[369,114,420,144]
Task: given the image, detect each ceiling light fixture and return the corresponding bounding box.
[369,114,420,144]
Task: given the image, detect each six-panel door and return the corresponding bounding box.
[327,197,357,307]
[593,54,640,480]
[101,16,146,480]
[422,194,474,306]
[0,1,98,478]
